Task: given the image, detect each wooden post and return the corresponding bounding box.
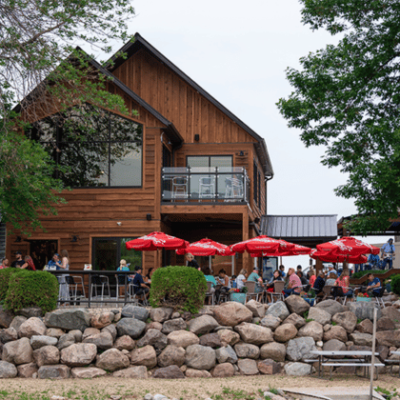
[369,306,377,399]
[315,258,323,275]
[242,209,250,274]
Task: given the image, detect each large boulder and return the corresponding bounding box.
[162,318,186,335]
[298,321,323,342]
[286,337,316,362]
[323,339,346,352]
[186,368,212,378]
[0,361,17,378]
[9,316,27,332]
[153,365,185,379]
[44,309,91,331]
[137,329,167,355]
[188,315,219,335]
[213,302,253,326]
[357,319,373,334]
[235,323,273,345]
[323,325,348,343]
[149,307,174,323]
[284,362,312,376]
[266,302,290,320]
[274,324,297,343]
[60,343,97,367]
[157,345,186,367]
[285,295,310,315]
[215,345,237,364]
[38,365,70,379]
[90,312,114,329]
[376,331,400,347]
[30,335,58,350]
[234,343,260,359]
[347,302,382,321]
[116,318,146,339]
[212,363,235,377]
[237,358,258,375]
[260,342,286,362]
[46,328,65,338]
[316,300,346,316]
[199,333,222,348]
[217,329,240,346]
[17,363,38,378]
[0,327,18,343]
[96,348,130,372]
[0,306,14,328]
[19,317,47,338]
[114,335,136,351]
[260,315,281,331]
[308,307,331,325]
[282,313,306,329]
[102,324,117,342]
[381,306,400,320]
[349,332,374,347]
[121,305,149,322]
[113,366,148,379]
[83,332,113,350]
[33,345,60,367]
[2,337,33,365]
[57,333,75,350]
[82,327,100,340]
[167,330,199,348]
[377,317,395,331]
[332,311,358,334]
[130,345,157,368]
[258,359,282,375]
[185,344,216,370]
[245,300,265,318]
[72,367,107,379]
[19,306,42,319]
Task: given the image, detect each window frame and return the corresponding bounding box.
[186,155,233,168]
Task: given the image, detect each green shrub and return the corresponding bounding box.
[149,266,207,314]
[4,270,59,313]
[0,268,18,301]
[351,269,385,279]
[390,275,400,296]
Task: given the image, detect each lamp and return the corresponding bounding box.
[70,235,80,243]
[239,151,244,156]
[146,214,152,221]
[254,217,260,224]
[14,236,21,243]
[194,134,200,142]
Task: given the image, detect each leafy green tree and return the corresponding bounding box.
[0,0,136,232]
[277,0,400,234]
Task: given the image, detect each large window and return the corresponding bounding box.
[27,105,143,187]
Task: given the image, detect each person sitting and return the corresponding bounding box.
[1,258,9,269]
[313,271,326,297]
[308,267,316,288]
[215,269,231,301]
[202,267,217,304]
[132,266,150,303]
[279,265,286,278]
[236,269,247,289]
[186,253,200,270]
[116,259,131,288]
[325,272,337,286]
[297,270,309,288]
[145,267,153,284]
[247,267,264,293]
[332,271,353,298]
[327,265,337,277]
[283,268,302,297]
[24,255,36,271]
[366,273,382,297]
[11,251,26,268]
[266,269,283,302]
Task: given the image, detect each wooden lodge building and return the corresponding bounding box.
[4,33,276,275]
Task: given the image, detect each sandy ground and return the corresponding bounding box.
[0,374,400,400]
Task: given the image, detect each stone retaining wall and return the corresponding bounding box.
[0,295,400,380]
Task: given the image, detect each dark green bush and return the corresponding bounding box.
[390,275,400,296]
[351,269,385,279]
[0,268,18,301]
[149,266,207,314]
[4,270,59,313]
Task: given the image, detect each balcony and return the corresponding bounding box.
[161,167,250,204]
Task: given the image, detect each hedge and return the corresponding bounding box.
[4,269,59,313]
[0,268,18,301]
[149,266,207,314]
[351,269,385,279]
[390,275,400,296]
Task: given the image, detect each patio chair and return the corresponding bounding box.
[270,281,285,303]
[322,285,334,301]
[244,281,257,302]
[128,283,148,306]
[71,275,86,299]
[199,176,215,201]
[373,287,386,308]
[172,176,188,199]
[205,281,215,305]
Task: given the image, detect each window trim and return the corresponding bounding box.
[186,155,233,168]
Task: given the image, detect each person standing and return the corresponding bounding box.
[24,256,36,271]
[185,253,200,270]
[11,251,25,268]
[279,265,286,278]
[58,250,70,303]
[381,238,395,270]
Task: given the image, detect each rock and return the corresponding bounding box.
[284,362,312,376]
[82,327,101,340]
[260,342,286,362]
[282,313,306,329]
[348,302,382,321]
[17,363,37,378]
[90,312,114,329]
[258,359,281,375]
[30,335,58,350]
[96,348,130,372]
[198,333,221,348]
[323,325,348,342]
[213,302,253,326]
[19,307,43,319]
[116,318,146,339]
[186,368,212,378]
[212,363,235,377]
[260,315,281,331]
[0,361,17,378]
[308,307,331,325]
[0,327,18,343]
[185,344,216,370]
[102,324,117,342]
[167,330,199,348]
[38,365,70,379]
[44,309,91,331]
[215,345,238,363]
[162,318,186,335]
[298,321,323,342]
[153,365,185,379]
[286,337,316,362]
[235,323,273,345]
[57,334,75,350]
[274,324,297,343]
[9,316,27,332]
[130,345,157,368]
[266,302,290,320]
[33,345,60,367]
[46,328,65,338]
[376,331,400,347]
[0,306,14,328]
[234,343,260,359]
[377,317,395,331]
[323,339,346,352]
[146,322,163,333]
[349,332,374,347]
[171,312,181,319]
[381,306,400,320]
[71,367,107,379]
[357,319,373,334]
[137,329,167,355]
[285,295,310,315]
[2,337,33,365]
[121,305,149,322]
[60,343,97,367]
[316,300,346,316]
[188,315,219,335]
[157,345,186,367]
[237,359,258,375]
[83,332,113,350]
[217,329,240,346]
[114,335,136,351]
[245,300,265,318]
[150,308,174,323]
[332,311,358,334]
[113,366,148,379]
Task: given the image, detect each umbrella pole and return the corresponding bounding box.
[232,255,234,276]
[209,256,212,273]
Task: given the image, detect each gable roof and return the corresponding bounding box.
[106,33,274,177]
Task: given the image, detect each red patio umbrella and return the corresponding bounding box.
[230,235,295,254]
[249,242,312,257]
[176,238,235,256]
[125,231,187,251]
[316,237,379,257]
[310,249,368,264]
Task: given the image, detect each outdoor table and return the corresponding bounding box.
[388,351,400,377]
[310,350,382,379]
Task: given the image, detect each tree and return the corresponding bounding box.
[0,0,135,233]
[277,0,400,235]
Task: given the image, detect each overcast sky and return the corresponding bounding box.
[90,0,389,266]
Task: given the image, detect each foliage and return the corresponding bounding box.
[0,268,18,301]
[0,0,136,233]
[277,0,400,234]
[351,269,385,279]
[149,266,207,314]
[390,275,400,296]
[4,270,59,313]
